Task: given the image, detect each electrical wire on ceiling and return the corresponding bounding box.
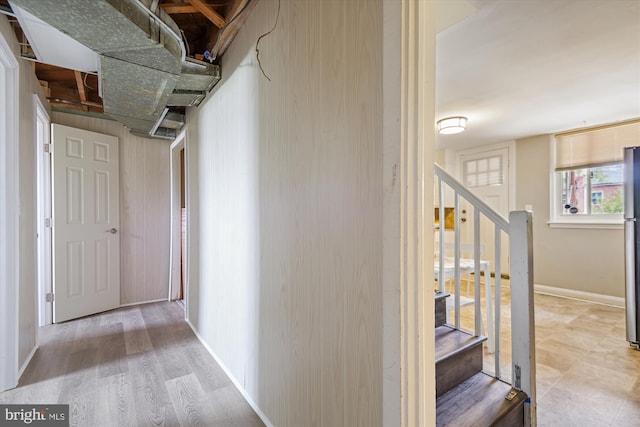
[83,72,95,90]
[255,0,280,82]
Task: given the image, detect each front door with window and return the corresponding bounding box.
[457,146,511,274]
[52,124,120,322]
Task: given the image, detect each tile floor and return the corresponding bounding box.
[448,278,640,427]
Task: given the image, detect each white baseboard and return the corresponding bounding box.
[118,298,168,308]
[185,319,274,427]
[534,284,625,308]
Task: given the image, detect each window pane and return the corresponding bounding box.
[559,164,624,217]
[466,161,476,174]
[590,164,623,214]
[489,156,500,170]
[463,155,504,188]
[591,191,603,205]
[561,169,587,215]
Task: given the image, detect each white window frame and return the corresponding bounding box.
[549,137,623,229]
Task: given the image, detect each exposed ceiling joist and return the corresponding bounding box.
[1,0,257,137]
[211,0,257,59]
[81,100,103,108]
[187,0,225,29]
[73,70,88,112]
[159,4,198,14]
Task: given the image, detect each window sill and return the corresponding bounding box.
[547,220,623,230]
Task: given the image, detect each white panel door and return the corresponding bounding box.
[52,124,120,322]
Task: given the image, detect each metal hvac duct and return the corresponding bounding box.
[9,0,220,138]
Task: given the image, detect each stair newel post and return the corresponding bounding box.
[509,210,536,427]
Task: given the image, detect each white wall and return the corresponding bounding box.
[52,112,171,305]
[186,0,391,424]
[515,134,625,298]
[0,16,49,376]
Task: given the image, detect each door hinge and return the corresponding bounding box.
[45,218,52,228]
[43,143,51,153]
[45,292,54,302]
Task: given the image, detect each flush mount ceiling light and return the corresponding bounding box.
[437,116,467,135]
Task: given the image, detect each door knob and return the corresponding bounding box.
[107,228,118,234]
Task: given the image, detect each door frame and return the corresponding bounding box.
[34,95,52,327]
[395,1,435,425]
[0,29,20,392]
[169,130,188,315]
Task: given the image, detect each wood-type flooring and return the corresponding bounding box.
[0,301,265,427]
[4,290,640,426]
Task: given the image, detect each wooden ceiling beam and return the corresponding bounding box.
[74,71,89,112]
[81,100,103,109]
[187,0,226,29]
[48,84,81,102]
[38,80,51,98]
[160,4,199,14]
[35,69,76,82]
[49,101,86,112]
[211,0,257,59]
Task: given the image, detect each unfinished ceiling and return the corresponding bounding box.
[0,0,257,139]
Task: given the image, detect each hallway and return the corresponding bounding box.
[0,302,264,426]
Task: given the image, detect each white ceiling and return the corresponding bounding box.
[435,0,640,150]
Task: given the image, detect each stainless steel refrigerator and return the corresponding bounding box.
[625,146,640,348]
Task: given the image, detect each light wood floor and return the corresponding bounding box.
[0,302,265,427]
[4,291,639,426]
[446,278,640,427]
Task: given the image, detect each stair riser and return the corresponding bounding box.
[492,401,524,427]
[436,343,483,398]
[435,296,447,327]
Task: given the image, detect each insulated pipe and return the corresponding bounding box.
[131,0,186,63]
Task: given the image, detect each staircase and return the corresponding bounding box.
[434,163,536,425]
[435,291,527,426]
